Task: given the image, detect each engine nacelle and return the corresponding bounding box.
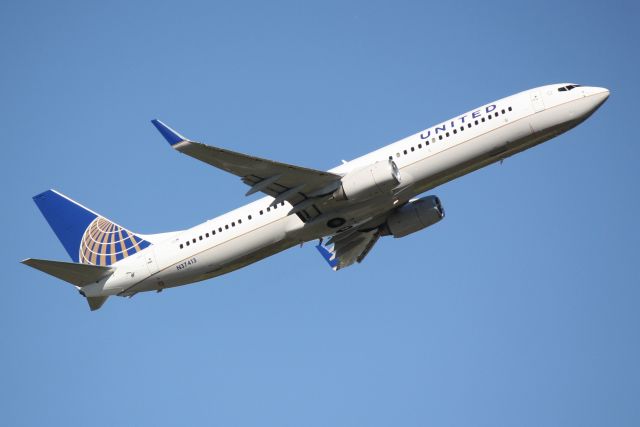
[333,159,401,201]
[383,196,445,238]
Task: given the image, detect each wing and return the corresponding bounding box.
[315,228,381,271]
[152,119,342,220]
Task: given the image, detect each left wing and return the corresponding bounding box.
[152,119,342,220]
[316,228,381,271]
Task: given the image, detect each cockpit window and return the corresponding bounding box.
[558,84,582,92]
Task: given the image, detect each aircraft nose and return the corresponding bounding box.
[587,86,610,110]
[594,86,610,98]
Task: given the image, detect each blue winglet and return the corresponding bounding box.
[151,119,188,146]
[316,243,340,270]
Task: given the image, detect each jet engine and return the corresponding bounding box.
[382,196,445,238]
[333,159,401,201]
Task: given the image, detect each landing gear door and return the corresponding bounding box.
[530,91,545,112]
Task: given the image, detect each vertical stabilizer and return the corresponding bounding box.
[33,190,151,266]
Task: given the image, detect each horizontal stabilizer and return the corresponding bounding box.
[22,258,114,287]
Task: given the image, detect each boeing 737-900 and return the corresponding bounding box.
[22,83,609,310]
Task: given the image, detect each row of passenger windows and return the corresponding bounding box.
[179,201,287,249]
[180,106,513,250]
[389,106,513,160]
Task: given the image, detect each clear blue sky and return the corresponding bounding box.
[2,0,638,425]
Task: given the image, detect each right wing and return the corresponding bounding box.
[152,119,342,221]
[316,228,381,271]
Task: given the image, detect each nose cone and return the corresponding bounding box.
[562,85,609,125]
[589,86,610,109]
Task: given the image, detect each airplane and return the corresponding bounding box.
[22,83,609,310]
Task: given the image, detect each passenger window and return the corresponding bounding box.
[396,153,400,158]
[267,207,271,212]
[488,114,492,119]
[468,123,472,128]
[199,236,203,240]
[481,118,485,122]
[460,126,464,131]
[180,244,183,249]
[501,109,505,114]
[508,106,512,111]
[192,238,196,243]
[446,132,450,137]
[218,227,222,232]
[475,120,479,125]
[206,233,209,238]
[213,230,216,235]
[438,135,443,140]
[411,147,414,152]
[260,210,263,215]
[186,241,190,246]
[225,225,229,230]
[403,150,407,155]
[238,219,242,224]
[231,222,235,227]
[453,129,457,134]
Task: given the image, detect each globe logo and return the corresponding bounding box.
[79,217,148,266]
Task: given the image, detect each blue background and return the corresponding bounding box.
[2,1,638,425]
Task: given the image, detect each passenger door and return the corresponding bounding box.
[530,91,545,112]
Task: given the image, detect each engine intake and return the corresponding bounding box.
[383,196,445,238]
[333,159,401,201]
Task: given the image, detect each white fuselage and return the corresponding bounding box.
[81,84,609,299]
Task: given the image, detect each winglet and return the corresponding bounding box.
[315,243,340,271]
[151,119,189,146]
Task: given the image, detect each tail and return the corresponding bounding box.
[32,189,151,266]
[21,258,113,311]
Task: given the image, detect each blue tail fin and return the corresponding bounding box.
[33,190,151,266]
